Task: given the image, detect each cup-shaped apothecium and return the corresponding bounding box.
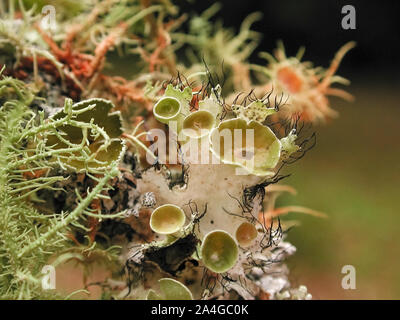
[150,204,186,235]
[200,230,239,273]
[235,222,258,247]
[209,118,282,176]
[182,110,216,139]
[147,278,193,300]
[153,96,182,124]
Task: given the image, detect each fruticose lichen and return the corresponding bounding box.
[0,0,353,300]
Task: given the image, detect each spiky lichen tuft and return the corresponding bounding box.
[0,71,123,299]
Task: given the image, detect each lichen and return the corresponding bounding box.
[0,0,353,300]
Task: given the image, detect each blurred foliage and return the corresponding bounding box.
[281,83,400,298]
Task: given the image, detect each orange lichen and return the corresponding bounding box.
[100,76,152,112]
[35,22,127,80]
[136,20,179,75]
[258,290,271,300]
[276,66,303,94]
[260,42,355,123]
[21,168,48,179]
[258,185,327,228]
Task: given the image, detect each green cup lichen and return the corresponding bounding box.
[182,110,216,139]
[150,204,186,235]
[209,118,281,176]
[200,230,239,273]
[147,278,193,300]
[153,96,183,123]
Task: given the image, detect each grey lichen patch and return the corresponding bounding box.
[137,163,263,237]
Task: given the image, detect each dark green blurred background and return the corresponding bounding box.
[285,78,400,299]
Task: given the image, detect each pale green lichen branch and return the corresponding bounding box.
[17,164,120,258]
